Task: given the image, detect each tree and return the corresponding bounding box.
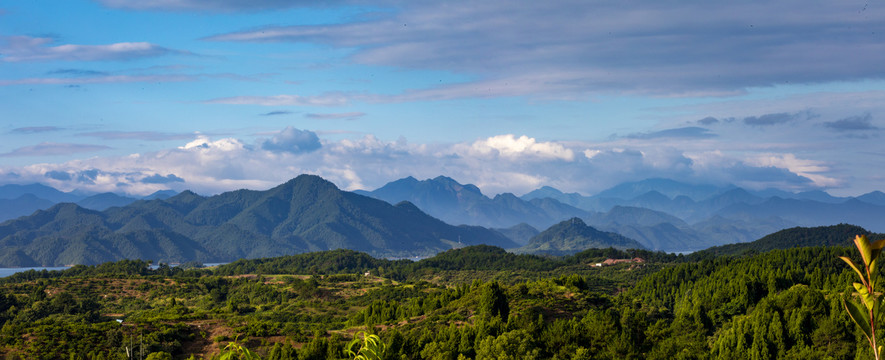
[479,282,509,322]
[839,234,885,360]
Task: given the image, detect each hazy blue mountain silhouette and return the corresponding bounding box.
[357,176,588,229]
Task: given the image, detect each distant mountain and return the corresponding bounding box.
[793,190,849,204]
[517,218,645,256]
[0,183,82,203]
[494,223,539,246]
[858,191,885,206]
[76,192,138,211]
[144,190,178,200]
[519,179,885,250]
[0,194,56,223]
[521,186,597,210]
[716,197,885,233]
[357,176,588,229]
[0,175,517,267]
[690,224,881,259]
[0,184,179,222]
[594,178,728,202]
[689,215,794,249]
[582,205,798,252]
[585,206,703,251]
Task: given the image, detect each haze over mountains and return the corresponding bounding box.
[1,174,884,267]
[358,176,885,251]
[0,183,176,222]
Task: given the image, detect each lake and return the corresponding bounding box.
[0,267,71,278]
[0,263,228,278]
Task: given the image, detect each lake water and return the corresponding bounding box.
[0,263,228,278]
[0,267,71,278]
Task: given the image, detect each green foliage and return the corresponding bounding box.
[840,234,885,360]
[219,338,262,360]
[345,332,385,360]
[0,231,874,359]
[0,175,518,267]
[692,224,880,260]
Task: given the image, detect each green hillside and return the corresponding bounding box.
[690,223,882,260]
[517,217,646,255]
[0,175,516,266]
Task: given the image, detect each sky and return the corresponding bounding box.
[1,1,884,198]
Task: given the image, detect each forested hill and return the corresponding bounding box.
[517,217,646,255]
[0,175,517,267]
[0,238,874,359]
[689,223,882,260]
[210,245,678,279]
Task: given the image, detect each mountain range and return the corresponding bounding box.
[2,175,883,266]
[0,183,176,222]
[358,176,885,252]
[0,175,516,267]
[354,176,589,229]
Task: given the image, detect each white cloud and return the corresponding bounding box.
[179,136,246,151]
[747,153,840,187]
[0,128,863,197]
[459,134,575,161]
[0,36,182,62]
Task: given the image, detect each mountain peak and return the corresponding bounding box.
[518,217,644,255]
[596,178,725,201]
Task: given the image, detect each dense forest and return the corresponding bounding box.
[0,226,882,359]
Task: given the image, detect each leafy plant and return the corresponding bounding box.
[839,234,885,360]
[345,332,385,360]
[218,338,262,360]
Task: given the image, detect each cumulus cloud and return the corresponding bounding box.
[0,143,111,157]
[205,1,885,98]
[179,136,246,151]
[0,124,867,197]
[0,35,184,62]
[458,135,575,161]
[746,153,839,187]
[261,127,322,154]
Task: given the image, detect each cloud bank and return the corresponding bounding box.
[0,126,857,197]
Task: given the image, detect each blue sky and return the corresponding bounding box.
[1,0,884,197]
